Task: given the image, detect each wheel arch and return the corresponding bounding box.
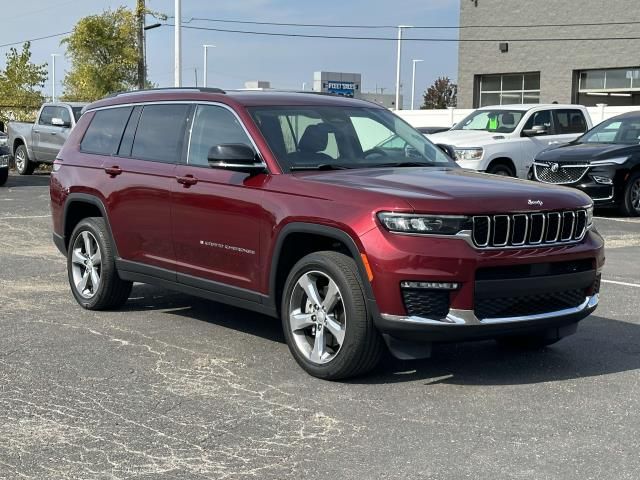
[487,157,517,176]
[268,223,375,314]
[63,193,119,257]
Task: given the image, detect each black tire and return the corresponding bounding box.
[0,168,7,186]
[487,162,516,177]
[621,171,640,217]
[14,144,36,175]
[495,334,561,350]
[281,251,383,380]
[67,217,132,310]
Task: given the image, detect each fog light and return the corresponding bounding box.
[592,175,613,185]
[401,281,460,290]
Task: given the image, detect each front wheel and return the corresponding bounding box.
[487,163,515,177]
[14,145,36,175]
[621,171,640,217]
[281,251,383,380]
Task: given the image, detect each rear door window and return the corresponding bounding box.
[131,104,190,163]
[554,109,588,134]
[80,107,133,155]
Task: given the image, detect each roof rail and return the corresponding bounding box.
[106,87,226,98]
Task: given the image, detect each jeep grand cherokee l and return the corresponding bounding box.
[50,88,604,380]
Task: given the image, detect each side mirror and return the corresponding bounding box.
[207,144,265,172]
[51,117,71,128]
[522,125,548,137]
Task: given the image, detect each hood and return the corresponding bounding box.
[536,142,636,163]
[296,167,591,214]
[427,130,510,147]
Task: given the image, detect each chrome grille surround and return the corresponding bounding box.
[471,209,589,249]
[533,162,590,184]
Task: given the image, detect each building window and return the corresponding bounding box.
[576,67,640,106]
[477,72,540,107]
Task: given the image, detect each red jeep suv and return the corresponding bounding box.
[50,88,604,379]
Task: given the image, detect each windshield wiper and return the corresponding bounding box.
[370,161,438,168]
[289,163,350,171]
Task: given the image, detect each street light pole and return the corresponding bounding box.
[395,25,412,110]
[174,0,181,87]
[202,44,215,87]
[51,54,60,102]
[411,59,423,110]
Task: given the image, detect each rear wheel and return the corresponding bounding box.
[487,162,515,177]
[621,171,640,217]
[14,145,36,175]
[0,168,7,186]
[281,251,383,380]
[67,217,132,310]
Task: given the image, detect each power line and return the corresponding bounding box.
[165,24,640,42]
[0,31,71,49]
[181,16,640,30]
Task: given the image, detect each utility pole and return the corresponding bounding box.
[395,25,412,110]
[175,0,182,87]
[203,44,215,87]
[51,54,60,102]
[411,59,423,110]
[136,0,145,90]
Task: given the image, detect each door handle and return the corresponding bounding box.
[50,132,57,136]
[33,130,40,134]
[105,166,123,177]
[176,175,198,187]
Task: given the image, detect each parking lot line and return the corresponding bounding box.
[602,279,640,288]
[0,215,51,220]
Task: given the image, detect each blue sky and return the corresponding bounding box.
[1,0,460,107]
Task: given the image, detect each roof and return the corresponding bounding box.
[85,88,383,111]
[477,104,585,111]
[46,101,88,108]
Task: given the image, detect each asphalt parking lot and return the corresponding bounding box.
[1,172,639,480]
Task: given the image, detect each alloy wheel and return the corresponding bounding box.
[631,179,640,213]
[71,231,102,299]
[15,149,25,172]
[288,270,346,365]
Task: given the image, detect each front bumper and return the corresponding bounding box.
[361,225,604,342]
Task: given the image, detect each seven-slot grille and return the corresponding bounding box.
[534,162,589,184]
[472,210,588,248]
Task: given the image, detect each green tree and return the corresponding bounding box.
[61,7,139,101]
[421,76,457,109]
[0,42,48,125]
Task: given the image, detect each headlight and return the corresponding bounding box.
[586,205,594,228]
[590,156,629,166]
[453,147,483,161]
[0,137,7,147]
[378,212,471,235]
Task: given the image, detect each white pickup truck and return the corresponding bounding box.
[427,104,593,178]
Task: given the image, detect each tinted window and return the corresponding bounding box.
[117,106,143,157]
[57,107,72,125]
[72,107,83,122]
[39,106,57,125]
[579,116,640,145]
[554,110,587,134]
[523,110,552,135]
[80,107,133,155]
[187,105,252,166]
[131,104,189,163]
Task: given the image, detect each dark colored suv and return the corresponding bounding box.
[50,88,604,379]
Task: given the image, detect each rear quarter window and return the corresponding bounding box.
[80,107,133,155]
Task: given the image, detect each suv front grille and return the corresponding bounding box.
[534,163,589,184]
[472,210,588,248]
[402,289,450,319]
[475,289,586,320]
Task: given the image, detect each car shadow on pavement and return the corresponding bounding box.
[122,285,640,386]
[122,284,286,344]
[4,172,51,188]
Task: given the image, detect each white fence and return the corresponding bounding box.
[396,105,640,129]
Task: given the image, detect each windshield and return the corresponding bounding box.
[72,107,83,122]
[453,109,525,134]
[577,116,640,145]
[248,106,455,171]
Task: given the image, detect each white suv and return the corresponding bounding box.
[427,104,593,178]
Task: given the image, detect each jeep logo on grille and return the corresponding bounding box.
[528,199,544,207]
[550,162,560,173]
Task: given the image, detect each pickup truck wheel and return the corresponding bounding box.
[487,163,515,177]
[621,171,640,217]
[14,145,36,175]
[282,251,383,380]
[0,168,7,186]
[67,217,132,310]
